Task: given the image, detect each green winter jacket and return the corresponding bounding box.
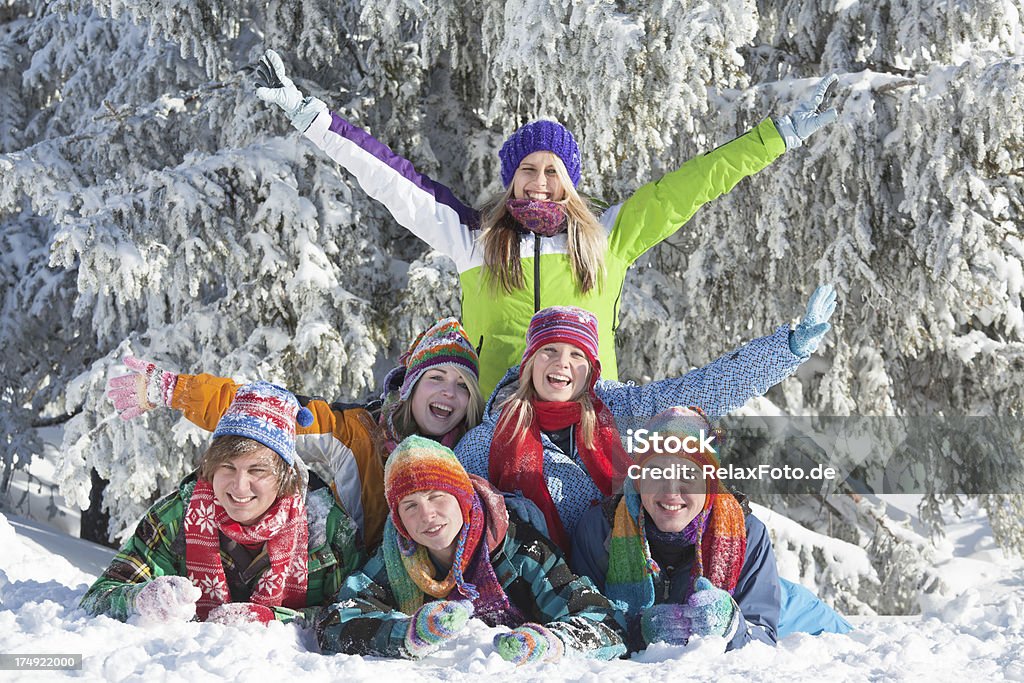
[79,474,363,624]
[305,113,786,394]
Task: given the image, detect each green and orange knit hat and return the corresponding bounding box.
[384,434,477,538]
[383,436,488,611]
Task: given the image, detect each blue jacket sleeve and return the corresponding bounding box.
[726,514,781,650]
[314,552,414,658]
[454,420,497,479]
[598,325,801,423]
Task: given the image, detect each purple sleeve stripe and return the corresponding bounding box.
[328,113,480,230]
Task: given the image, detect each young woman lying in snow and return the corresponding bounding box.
[81,382,363,625]
[105,317,484,550]
[315,435,627,663]
[570,407,852,652]
[455,285,837,551]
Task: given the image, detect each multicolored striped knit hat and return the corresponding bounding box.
[383,436,492,614]
[211,381,314,465]
[384,435,477,538]
[521,306,601,379]
[393,317,479,403]
[499,120,582,187]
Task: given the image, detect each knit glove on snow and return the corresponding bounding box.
[106,356,179,420]
[789,284,837,357]
[681,577,737,638]
[493,622,565,665]
[404,600,474,659]
[254,49,327,133]
[640,603,692,646]
[206,602,277,625]
[773,74,839,150]
[131,576,201,623]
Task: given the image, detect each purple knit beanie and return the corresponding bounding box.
[499,120,582,187]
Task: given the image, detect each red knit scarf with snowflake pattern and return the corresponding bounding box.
[183,479,309,620]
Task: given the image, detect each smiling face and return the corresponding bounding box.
[397,490,465,565]
[210,447,282,526]
[511,151,567,202]
[410,366,471,437]
[637,455,708,533]
[529,342,592,402]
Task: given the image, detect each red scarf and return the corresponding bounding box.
[183,479,309,620]
[488,395,631,550]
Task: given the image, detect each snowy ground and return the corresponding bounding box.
[2,494,1023,682]
[3,428,1023,680]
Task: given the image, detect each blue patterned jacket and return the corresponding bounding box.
[454,326,803,539]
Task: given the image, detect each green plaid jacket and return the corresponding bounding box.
[80,473,363,624]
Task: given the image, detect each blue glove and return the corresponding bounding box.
[681,577,736,638]
[253,49,326,132]
[789,284,837,357]
[502,492,549,537]
[404,599,474,659]
[493,622,565,665]
[773,74,839,150]
[640,603,691,646]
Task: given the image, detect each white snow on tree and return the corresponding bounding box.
[1,0,1022,616]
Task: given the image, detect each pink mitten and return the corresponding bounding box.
[132,576,201,623]
[106,356,179,420]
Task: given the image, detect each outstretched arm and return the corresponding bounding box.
[607,75,841,265]
[606,118,786,264]
[600,284,838,421]
[254,49,480,272]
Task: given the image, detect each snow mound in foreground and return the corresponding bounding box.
[2,511,1023,682]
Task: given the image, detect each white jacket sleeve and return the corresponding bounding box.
[304,109,480,272]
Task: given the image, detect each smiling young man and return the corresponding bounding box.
[80,382,363,625]
[315,435,627,664]
[570,407,851,652]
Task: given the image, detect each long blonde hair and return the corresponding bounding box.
[479,156,606,295]
[391,366,484,442]
[494,354,597,449]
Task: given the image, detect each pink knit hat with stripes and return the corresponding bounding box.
[521,306,601,378]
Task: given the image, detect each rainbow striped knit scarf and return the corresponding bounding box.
[605,480,747,616]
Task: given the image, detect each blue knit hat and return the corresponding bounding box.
[499,120,581,187]
[212,381,314,465]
